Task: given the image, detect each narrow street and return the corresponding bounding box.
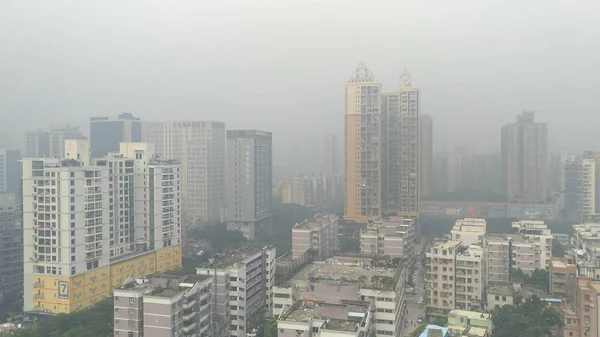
[402,240,426,337]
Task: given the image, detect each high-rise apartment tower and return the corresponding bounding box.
[344,63,420,222]
[22,139,182,314]
[226,130,273,240]
[501,111,548,204]
[142,121,226,226]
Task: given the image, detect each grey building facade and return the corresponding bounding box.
[113,274,213,337]
[142,121,226,227]
[226,130,272,240]
[24,125,84,158]
[0,193,23,304]
[90,113,142,158]
[196,245,276,337]
[501,112,548,204]
[0,149,22,196]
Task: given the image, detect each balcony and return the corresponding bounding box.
[182,322,197,334]
[183,300,196,310]
[183,310,196,322]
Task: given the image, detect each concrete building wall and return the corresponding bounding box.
[142,121,226,226]
[344,64,382,223]
[501,112,548,204]
[90,113,142,158]
[226,130,273,240]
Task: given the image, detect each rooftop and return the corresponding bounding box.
[181,274,212,283]
[419,325,449,337]
[485,233,548,244]
[550,259,570,268]
[486,283,513,296]
[464,326,488,337]
[521,285,547,299]
[289,259,397,291]
[205,244,270,269]
[324,319,362,332]
[452,218,487,232]
[149,288,184,298]
[294,214,338,230]
[280,300,369,332]
[429,239,461,250]
[456,245,483,258]
[449,309,491,320]
[362,217,414,237]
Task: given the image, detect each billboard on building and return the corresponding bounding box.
[421,205,444,216]
[446,208,462,216]
[467,206,476,217]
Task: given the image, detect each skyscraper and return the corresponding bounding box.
[344,63,420,222]
[21,139,182,314]
[382,70,420,217]
[90,113,141,158]
[564,156,596,221]
[344,63,382,222]
[0,193,23,306]
[0,148,22,196]
[418,115,433,199]
[225,130,273,240]
[501,112,548,204]
[24,124,84,158]
[142,121,226,226]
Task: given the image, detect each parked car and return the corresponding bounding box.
[417,315,424,323]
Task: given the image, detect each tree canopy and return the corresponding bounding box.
[491,295,563,337]
[409,323,427,337]
[256,198,313,255]
[9,298,114,337]
[264,319,278,337]
[511,268,549,291]
[186,222,248,253]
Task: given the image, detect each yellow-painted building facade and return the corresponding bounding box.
[30,245,181,314]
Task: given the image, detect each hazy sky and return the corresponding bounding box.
[1,0,600,164]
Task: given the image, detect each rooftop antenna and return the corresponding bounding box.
[351,61,374,82]
[400,67,412,87]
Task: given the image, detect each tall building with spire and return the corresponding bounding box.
[382,69,420,217]
[344,63,420,222]
[344,63,382,222]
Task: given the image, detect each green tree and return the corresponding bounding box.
[256,199,313,255]
[187,223,248,252]
[511,268,549,292]
[529,269,550,291]
[264,319,278,337]
[491,295,563,337]
[552,239,565,257]
[10,298,114,337]
[410,324,427,337]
